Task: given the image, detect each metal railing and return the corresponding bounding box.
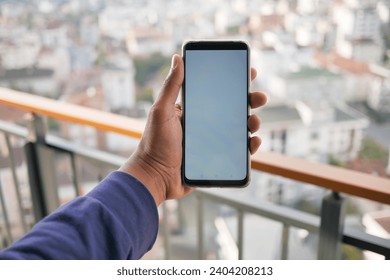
[0,88,390,259]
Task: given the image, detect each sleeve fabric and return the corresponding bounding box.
[0,171,159,260]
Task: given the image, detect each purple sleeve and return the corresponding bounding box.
[0,171,159,260]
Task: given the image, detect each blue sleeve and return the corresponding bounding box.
[0,171,159,260]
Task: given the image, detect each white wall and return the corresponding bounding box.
[102,69,136,111]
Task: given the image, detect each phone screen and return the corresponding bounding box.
[183,41,249,186]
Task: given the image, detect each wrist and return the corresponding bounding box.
[119,151,167,206]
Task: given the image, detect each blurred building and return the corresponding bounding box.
[102,53,136,113]
[257,103,369,163]
[40,20,69,49]
[367,65,390,113]
[0,67,57,97]
[68,43,96,71]
[333,0,384,63]
[36,47,71,83]
[268,67,346,104]
[126,28,174,56]
[316,52,390,112]
[0,33,41,69]
[315,52,371,101]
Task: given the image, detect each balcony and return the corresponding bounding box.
[0,88,389,260]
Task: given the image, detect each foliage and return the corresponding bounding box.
[342,245,363,260]
[47,118,59,132]
[134,53,168,86]
[358,137,389,163]
[328,155,346,167]
[227,25,240,34]
[138,87,154,103]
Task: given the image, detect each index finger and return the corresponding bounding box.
[251,68,257,81]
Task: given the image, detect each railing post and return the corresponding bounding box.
[318,191,346,259]
[197,193,204,260]
[24,114,59,223]
[281,224,289,260]
[0,178,13,246]
[237,209,244,260]
[162,203,171,260]
[5,134,28,233]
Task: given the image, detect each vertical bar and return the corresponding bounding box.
[237,209,244,260]
[70,154,81,197]
[318,191,346,260]
[197,193,204,259]
[5,134,28,233]
[281,224,289,260]
[162,203,171,260]
[35,140,59,213]
[25,114,59,220]
[177,199,185,234]
[0,178,13,245]
[24,142,47,222]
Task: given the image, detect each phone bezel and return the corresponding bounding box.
[182,40,250,187]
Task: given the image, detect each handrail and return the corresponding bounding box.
[0,88,145,139]
[1,88,390,204]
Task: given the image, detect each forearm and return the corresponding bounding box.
[0,171,159,260]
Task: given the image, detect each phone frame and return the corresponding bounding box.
[181,40,251,187]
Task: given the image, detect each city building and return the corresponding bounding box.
[0,33,41,69]
[40,21,69,49]
[36,47,71,83]
[257,103,369,162]
[268,67,346,104]
[99,6,140,40]
[316,52,390,110]
[101,52,136,113]
[367,65,390,113]
[333,0,384,63]
[68,43,96,71]
[0,67,57,97]
[126,28,175,57]
[254,102,369,204]
[315,52,371,101]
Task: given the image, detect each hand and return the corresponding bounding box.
[120,54,267,206]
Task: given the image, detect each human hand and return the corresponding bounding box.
[120,54,267,206]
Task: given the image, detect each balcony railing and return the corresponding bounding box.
[0,88,389,259]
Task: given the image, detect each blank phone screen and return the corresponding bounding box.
[184,49,248,181]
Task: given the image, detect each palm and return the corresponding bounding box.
[140,103,189,200]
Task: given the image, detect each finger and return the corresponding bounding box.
[248,114,260,133]
[156,54,184,105]
[168,185,194,200]
[175,103,182,118]
[251,68,257,81]
[182,186,194,196]
[250,136,261,155]
[250,92,267,108]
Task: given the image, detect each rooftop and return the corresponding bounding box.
[257,104,302,124]
[258,103,367,125]
[281,67,341,80]
[315,52,370,75]
[334,106,367,122]
[0,67,54,81]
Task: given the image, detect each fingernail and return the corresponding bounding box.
[171,55,177,69]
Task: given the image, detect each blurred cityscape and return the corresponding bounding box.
[0,0,389,259]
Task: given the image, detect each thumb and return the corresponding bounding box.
[156,54,184,105]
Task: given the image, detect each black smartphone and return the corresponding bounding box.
[182,40,250,187]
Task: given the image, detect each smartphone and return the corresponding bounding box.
[182,40,250,187]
